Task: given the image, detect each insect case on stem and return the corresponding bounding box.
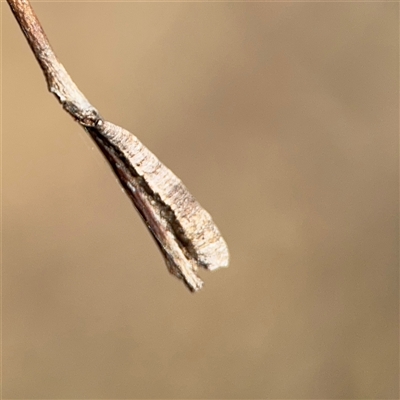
[88,120,229,292]
[7,0,229,292]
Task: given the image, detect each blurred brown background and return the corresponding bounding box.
[2,1,398,398]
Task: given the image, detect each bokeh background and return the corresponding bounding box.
[2,1,398,398]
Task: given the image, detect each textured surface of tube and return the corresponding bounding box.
[90,120,229,291]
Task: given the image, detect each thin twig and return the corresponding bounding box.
[7,0,99,126]
[7,0,229,292]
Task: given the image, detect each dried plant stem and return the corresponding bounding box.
[7,0,99,126]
